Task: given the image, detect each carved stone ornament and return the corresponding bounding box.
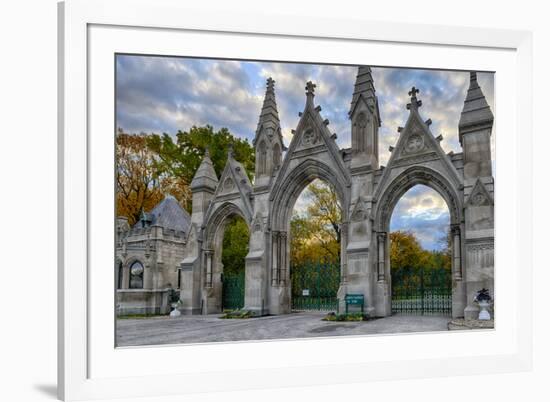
[404,133,425,154]
[351,199,368,222]
[467,180,492,206]
[252,215,263,232]
[223,177,235,191]
[471,192,487,206]
[301,127,318,147]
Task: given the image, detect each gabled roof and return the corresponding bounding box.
[134,195,191,233]
[209,146,254,218]
[374,86,462,200]
[190,148,218,191]
[269,80,351,201]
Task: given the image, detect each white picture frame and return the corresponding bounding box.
[58,0,533,400]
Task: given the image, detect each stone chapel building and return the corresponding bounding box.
[116,195,190,315]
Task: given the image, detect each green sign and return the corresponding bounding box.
[344,294,364,314]
[345,294,364,305]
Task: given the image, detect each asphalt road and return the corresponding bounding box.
[116,312,451,347]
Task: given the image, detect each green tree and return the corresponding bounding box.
[146,125,255,211]
[221,217,250,275]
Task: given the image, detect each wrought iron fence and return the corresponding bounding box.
[391,266,452,315]
[290,260,340,311]
[222,271,245,310]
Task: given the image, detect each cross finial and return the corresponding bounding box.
[305,81,316,96]
[204,146,210,158]
[406,86,422,110]
[266,77,275,90]
[408,86,420,98]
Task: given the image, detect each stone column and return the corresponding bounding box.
[279,232,287,286]
[451,224,462,280]
[204,250,213,288]
[271,231,279,286]
[121,264,130,289]
[377,232,386,282]
[340,222,348,283]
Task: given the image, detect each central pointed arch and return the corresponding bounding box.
[270,159,350,231]
[267,158,350,314]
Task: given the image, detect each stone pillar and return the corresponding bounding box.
[121,264,130,289]
[451,224,462,280]
[374,231,391,317]
[377,232,386,282]
[279,232,287,286]
[340,222,348,283]
[271,231,279,286]
[450,224,466,318]
[204,250,213,288]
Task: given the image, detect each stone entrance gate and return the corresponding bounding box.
[179,68,494,319]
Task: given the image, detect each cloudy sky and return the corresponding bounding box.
[116,55,495,251]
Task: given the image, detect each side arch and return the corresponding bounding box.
[372,165,466,318]
[203,201,252,249]
[201,201,252,314]
[374,166,462,232]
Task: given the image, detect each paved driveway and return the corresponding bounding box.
[116,312,451,347]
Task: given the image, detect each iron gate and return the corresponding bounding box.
[222,271,245,310]
[290,260,340,311]
[391,266,452,315]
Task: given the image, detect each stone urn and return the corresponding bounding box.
[169,302,181,317]
[474,288,492,321]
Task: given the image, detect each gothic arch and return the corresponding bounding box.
[373,165,462,232]
[269,158,350,231]
[372,165,466,318]
[203,201,251,249]
[201,201,251,314]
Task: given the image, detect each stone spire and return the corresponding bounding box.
[349,66,381,171]
[254,77,285,184]
[190,148,218,192]
[254,77,282,145]
[459,72,494,141]
[349,66,378,119]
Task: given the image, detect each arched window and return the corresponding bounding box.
[129,261,144,289]
[273,143,281,169]
[258,140,267,175]
[117,261,123,289]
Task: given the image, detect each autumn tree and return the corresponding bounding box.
[116,130,164,226]
[290,180,342,265]
[389,231,424,270]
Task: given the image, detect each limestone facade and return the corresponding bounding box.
[176,67,495,318]
[116,196,190,315]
